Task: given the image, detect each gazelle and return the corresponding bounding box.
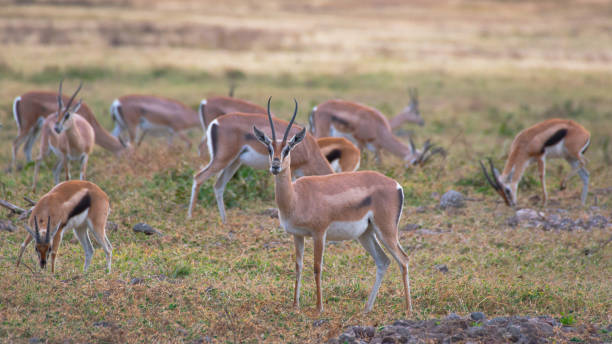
[12,88,124,170]
[17,180,112,273]
[110,94,200,148]
[309,99,441,166]
[253,98,412,313]
[316,137,360,172]
[188,102,334,223]
[481,118,590,206]
[389,88,424,129]
[32,82,95,191]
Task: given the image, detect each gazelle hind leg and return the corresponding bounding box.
[74,226,94,273]
[89,222,113,273]
[79,154,88,180]
[371,223,412,314]
[537,157,548,205]
[578,167,589,205]
[560,159,581,190]
[358,227,390,313]
[12,134,28,171]
[213,158,242,223]
[187,159,227,219]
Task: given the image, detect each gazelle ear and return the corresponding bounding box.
[287,127,306,150]
[70,99,82,114]
[253,126,271,146]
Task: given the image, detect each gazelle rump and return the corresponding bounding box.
[12,88,124,170]
[110,94,200,148]
[254,98,412,313]
[481,118,590,206]
[316,137,361,172]
[32,81,95,191]
[309,99,441,166]
[17,180,112,273]
[187,106,333,223]
[197,96,267,156]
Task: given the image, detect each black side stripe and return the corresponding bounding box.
[67,192,91,220]
[331,115,350,126]
[541,129,567,153]
[356,196,372,208]
[210,123,219,157]
[325,149,342,163]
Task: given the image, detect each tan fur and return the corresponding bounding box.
[112,94,199,148]
[316,137,360,172]
[201,96,266,129]
[255,102,412,314]
[187,113,333,221]
[17,180,112,273]
[12,91,123,170]
[489,118,590,206]
[33,113,95,191]
[310,100,419,164]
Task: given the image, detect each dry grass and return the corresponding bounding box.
[0,1,611,343]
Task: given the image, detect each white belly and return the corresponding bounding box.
[330,125,359,146]
[140,118,174,135]
[279,211,372,241]
[544,139,566,159]
[65,208,89,230]
[239,146,269,169]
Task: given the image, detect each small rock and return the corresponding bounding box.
[93,321,113,328]
[133,223,163,236]
[466,326,486,337]
[415,229,442,235]
[260,208,279,218]
[516,209,544,222]
[338,331,356,342]
[381,336,396,344]
[434,264,449,274]
[440,190,465,209]
[130,277,144,285]
[507,325,522,341]
[414,206,427,213]
[29,338,44,344]
[0,219,17,232]
[506,215,519,227]
[470,312,486,321]
[313,319,328,327]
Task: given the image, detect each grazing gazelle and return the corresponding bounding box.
[316,137,360,172]
[310,99,441,166]
[17,180,112,273]
[32,82,95,191]
[110,94,200,148]
[253,98,412,314]
[188,103,334,223]
[481,118,591,206]
[11,88,124,171]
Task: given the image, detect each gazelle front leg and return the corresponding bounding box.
[53,155,65,185]
[79,154,88,180]
[213,158,242,223]
[293,235,305,309]
[537,157,548,205]
[16,234,34,268]
[313,232,326,313]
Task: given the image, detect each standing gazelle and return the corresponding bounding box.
[253,98,412,314]
[32,81,95,191]
[481,118,590,206]
[17,180,112,273]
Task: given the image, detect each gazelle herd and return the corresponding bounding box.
[2,79,592,315]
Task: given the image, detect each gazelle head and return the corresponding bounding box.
[253,97,306,175]
[480,158,516,207]
[396,88,424,126]
[406,137,446,167]
[54,80,83,134]
[23,216,61,269]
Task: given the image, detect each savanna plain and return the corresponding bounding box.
[0,0,611,343]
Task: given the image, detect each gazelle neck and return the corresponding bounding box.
[378,133,415,161]
[274,164,297,216]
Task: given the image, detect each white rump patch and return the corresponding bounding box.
[198,99,207,131]
[205,119,219,162]
[65,208,90,230]
[543,139,566,159]
[13,96,21,130]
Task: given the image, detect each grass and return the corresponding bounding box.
[1,1,611,343]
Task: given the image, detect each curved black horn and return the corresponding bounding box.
[282,99,298,144]
[57,79,64,112]
[64,81,83,113]
[45,216,51,243]
[480,159,499,191]
[266,96,276,142]
[33,215,41,242]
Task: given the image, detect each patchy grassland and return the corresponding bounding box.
[1,0,612,342]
